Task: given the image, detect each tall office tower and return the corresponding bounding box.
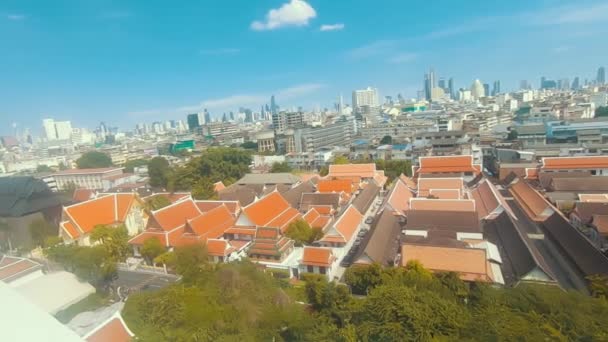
[558,79,570,91]
[42,118,72,141]
[339,93,344,114]
[352,87,379,113]
[572,77,580,90]
[424,74,431,101]
[483,83,490,97]
[42,119,56,141]
[438,78,446,91]
[429,68,436,89]
[204,109,211,124]
[597,67,606,84]
[448,78,455,99]
[540,77,546,89]
[187,113,200,131]
[492,80,501,96]
[229,111,235,121]
[270,95,278,115]
[471,79,485,99]
[520,80,529,90]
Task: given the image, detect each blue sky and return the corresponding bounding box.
[1,0,608,135]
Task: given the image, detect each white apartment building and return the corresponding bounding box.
[43,119,72,141]
[352,87,379,112]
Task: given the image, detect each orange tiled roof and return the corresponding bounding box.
[409,198,476,212]
[373,171,388,187]
[309,205,333,215]
[206,239,229,256]
[61,221,81,239]
[187,205,235,240]
[224,227,257,236]
[85,317,133,342]
[417,178,463,197]
[387,179,413,214]
[303,208,321,226]
[301,247,334,267]
[64,194,138,234]
[267,207,302,232]
[542,156,608,170]
[320,205,362,244]
[195,200,240,214]
[328,163,376,178]
[399,174,417,189]
[311,215,332,229]
[128,231,167,246]
[148,199,201,231]
[242,192,291,227]
[401,244,492,282]
[415,155,481,176]
[214,181,226,193]
[73,188,95,202]
[509,180,554,221]
[525,168,539,180]
[317,179,355,194]
[428,189,461,199]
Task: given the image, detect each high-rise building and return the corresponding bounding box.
[541,78,557,89]
[352,87,379,113]
[424,74,431,101]
[270,95,278,115]
[204,109,211,124]
[42,119,56,141]
[448,78,455,99]
[572,77,580,90]
[438,78,446,91]
[597,66,606,84]
[492,80,501,96]
[520,80,529,90]
[483,83,490,97]
[471,80,485,99]
[42,118,72,141]
[187,113,201,131]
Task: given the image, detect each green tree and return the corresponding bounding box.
[123,159,148,173]
[333,156,350,165]
[507,129,519,140]
[587,274,608,299]
[173,244,211,284]
[241,141,258,150]
[344,263,384,295]
[284,220,321,246]
[144,195,172,211]
[270,162,292,173]
[319,166,329,176]
[76,151,113,169]
[36,164,53,173]
[192,178,217,200]
[28,219,57,248]
[140,237,165,265]
[596,106,608,117]
[90,224,131,262]
[44,244,116,287]
[379,135,392,145]
[148,157,172,188]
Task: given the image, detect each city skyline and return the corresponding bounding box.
[1,0,608,134]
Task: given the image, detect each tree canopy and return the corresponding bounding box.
[36,164,53,173]
[76,151,113,169]
[148,157,172,188]
[144,195,172,211]
[270,162,292,173]
[284,220,322,246]
[380,135,392,145]
[241,141,258,150]
[332,156,349,165]
[28,219,57,248]
[191,178,217,200]
[596,106,608,117]
[123,159,148,173]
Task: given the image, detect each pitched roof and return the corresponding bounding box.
[300,193,341,211]
[236,173,301,185]
[194,200,240,215]
[399,174,417,189]
[0,256,42,283]
[592,215,608,235]
[414,155,481,177]
[470,179,501,219]
[317,179,355,194]
[386,179,413,214]
[213,181,226,193]
[205,239,230,257]
[352,182,380,214]
[401,244,493,282]
[417,178,464,197]
[52,167,124,176]
[63,194,139,235]
[248,227,294,258]
[73,189,96,203]
[549,177,608,193]
[572,202,608,224]
[579,194,608,203]
[303,208,332,229]
[303,208,321,226]
[320,205,362,244]
[0,176,62,217]
[406,210,481,233]
[282,180,315,208]
[353,209,402,266]
[509,180,554,222]
[84,314,133,342]
[218,185,258,206]
[328,163,376,178]
[61,221,81,239]
[542,156,608,170]
[147,199,201,231]
[242,192,293,227]
[266,207,302,232]
[301,247,334,267]
[409,199,476,212]
[186,205,235,240]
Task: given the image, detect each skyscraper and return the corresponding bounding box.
[42,118,72,141]
[483,83,490,97]
[187,113,200,131]
[520,80,529,90]
[352,87,379,113]
[270,95,278,115]
[471,80,485,99]
[424,74,431,101]
[572,77,580,90]
[204,109,211,124]
[438,78,446,91]
[597,67,606,84]
[492,80,501,96]
[448,78,455,99]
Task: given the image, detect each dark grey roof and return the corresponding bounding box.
[299,192,341,211]
[549,177,608,192]
[483,212,556,286]
[0,177,62,217]
[352,183,380,214]
[402,230,468,249]
[354,209,402,266]
[282,181,315,209]
[406,210,481,233]
[541,213,608,277]
[218,185,258,206]
[539,171,590,189]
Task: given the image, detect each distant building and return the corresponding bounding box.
[42,119,72,141]
[186,113,200,131]
[492,80,501,96]
[471,80,485,99]
[352,87,379,114]
[597,66,606,84]
[51,167,136,191]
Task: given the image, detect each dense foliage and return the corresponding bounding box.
[28,219,58,248]
[76,151,113,169]
[123,158,149,173]
[147,157,172,188]
[374,159,412,180]
[380,135,392,145]
[284,220,322,246]
[44,243,117,287]
[144,195,172,211]
[596,106,608,117]
[123,254,608,341]
[270,161,292,173]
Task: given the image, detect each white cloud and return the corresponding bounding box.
[251,0,316,31]
[347,40,399,59]
[6,14,25,20]
[530,2,608,25]
[199,48,241,56]
[320,23,344,32]
[388,52,418,64]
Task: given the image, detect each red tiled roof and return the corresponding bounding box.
[409,199,476,212]
[128,231,167,246]
[301,247,334,267]
[85,317,133,342]
[242,192,291,227]
[311,215,332,229]
[148,199,201,231]
[309,205,333,215]
[214,181,226,192]
[509,180,554,221]
[417,178,463,197]
[195,200,240,214]
[0,256,42,282]
[303,208,321,226]
[387,179,413,214]
[415,155,481,176]
[64,194,138,234]
[525,168,539,180]
[428,189,461,199]
[61,221,81,239]
[267,207,302,232]
[328,163,376,178]
[317,179,355,194]
[73,188,95,202]
[400,174,417,189]
[542,156,608,170]
[224,227,257,236]
[205,239,229,256]
[187,205,235,240]
[320,205,362,244]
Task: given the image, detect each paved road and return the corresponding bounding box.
[115,269,179,292]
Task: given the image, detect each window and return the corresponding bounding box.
[307,265,314,273]
[591,170,597,175]
[319,267,326,275]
